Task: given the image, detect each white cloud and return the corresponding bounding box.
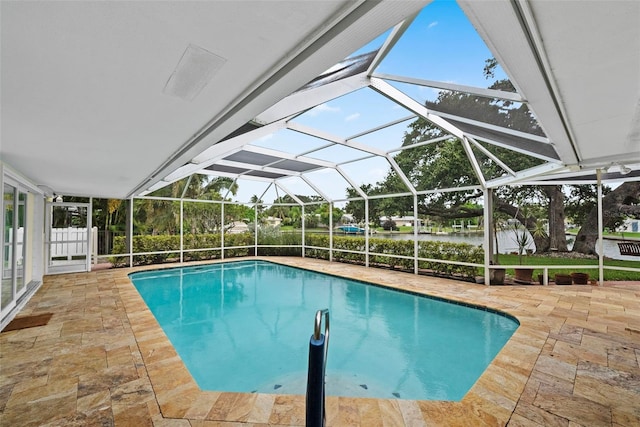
[418,85,441,101]
[256,133,274,142]
[427,21,438,29]
[307,103,340,117]
[368,167,387,181]
[345,113,360,122]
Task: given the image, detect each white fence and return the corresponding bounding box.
[8,226,98,264]
[50,227,88,259]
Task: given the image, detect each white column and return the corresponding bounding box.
[597,169,604,285]
[483,188,493,286]
[414,194,419,275]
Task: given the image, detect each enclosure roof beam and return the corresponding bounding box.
[366,12,419,76]
[346,114,416,141]
[466,136,516,177]
[373,73,526,103]
[256,73,369,125]
[385,155,417,196]
[300,175,333,203]
[288,122,388,157]
[240,144,337,169]
[369,77,466,140]
[461,136,487,188]
[485,161,566,188]
[192,120,287,164]
[199,169,276,183]
[273,182,305,206]
[386,135,454,154]
[335,165,367,199]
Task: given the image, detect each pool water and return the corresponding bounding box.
[130,260,518,400]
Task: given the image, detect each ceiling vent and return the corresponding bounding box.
[163,44,226,101]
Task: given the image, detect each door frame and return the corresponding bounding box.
[2,178,29,313]
[45,201,92,275]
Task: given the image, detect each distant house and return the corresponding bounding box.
[340,214,355,224]
[227,222,249,234]
[264,216,282,227]
[618,218,640,233]
[379,216,422,227]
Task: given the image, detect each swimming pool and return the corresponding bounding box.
[129,260,518,401]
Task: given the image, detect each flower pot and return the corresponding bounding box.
[490,268,506,285]
[514,268,534,284]
[555,273,572,285]
[571,272,589,285]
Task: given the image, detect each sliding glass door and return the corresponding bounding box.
[2,181,27,313]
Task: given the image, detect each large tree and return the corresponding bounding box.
[572,182,640,254]
[372,58,571,253]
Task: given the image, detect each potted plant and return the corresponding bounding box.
[489,261,506,285]
[511,222,535,283]
[571,272,589,285]
[555,273,573,285]
[489,219,506,285]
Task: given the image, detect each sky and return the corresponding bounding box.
[225,0,511,206]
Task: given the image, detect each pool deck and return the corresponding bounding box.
[1,256,639,426]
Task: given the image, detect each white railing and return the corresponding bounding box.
[49,227,88,259]
[9,227,99,266]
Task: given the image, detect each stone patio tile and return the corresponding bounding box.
[268,394,305,425]
[513,402,570,427]
[2,257,640,426]
[112,402,153,427]
[551,340,608,365]
[533,354,577,383]
[377,399,405,427]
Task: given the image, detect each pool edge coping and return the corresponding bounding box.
[117,256,541,425]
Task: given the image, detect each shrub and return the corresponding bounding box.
[257,227,302,256]
[382,219,398,231]
[110,232,483,281]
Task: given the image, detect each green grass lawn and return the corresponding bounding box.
[566,229,640,239]
[270,227,639,280]
[495,253,640,281]
[603,231,640,239]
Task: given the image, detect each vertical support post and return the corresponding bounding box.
[254,202,258,256]
[221,202,225,260]
[128,197,133,268]
[179,199,184,263]
[483,188,493,286]
[413,194,418,275]
[302,204,306,258]
[329,202,333,262]
[88,197,93,270]
[597,169,604,285]
[92,226,98,265]
[365,198,369,267]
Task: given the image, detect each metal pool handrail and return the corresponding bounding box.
[313,308,330,353]
[307,308,330,427]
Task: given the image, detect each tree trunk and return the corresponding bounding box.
[573,182,640,254]
[543,186,568,252]
[494,185,568,253]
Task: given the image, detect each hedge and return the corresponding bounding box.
[111,232,483,280]
[304,235,482,280]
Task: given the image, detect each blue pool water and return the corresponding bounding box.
[129,260,518,400]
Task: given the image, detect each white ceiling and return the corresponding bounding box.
[461,0,640,168]
[1,0,428,198]
[2,1,639,200]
